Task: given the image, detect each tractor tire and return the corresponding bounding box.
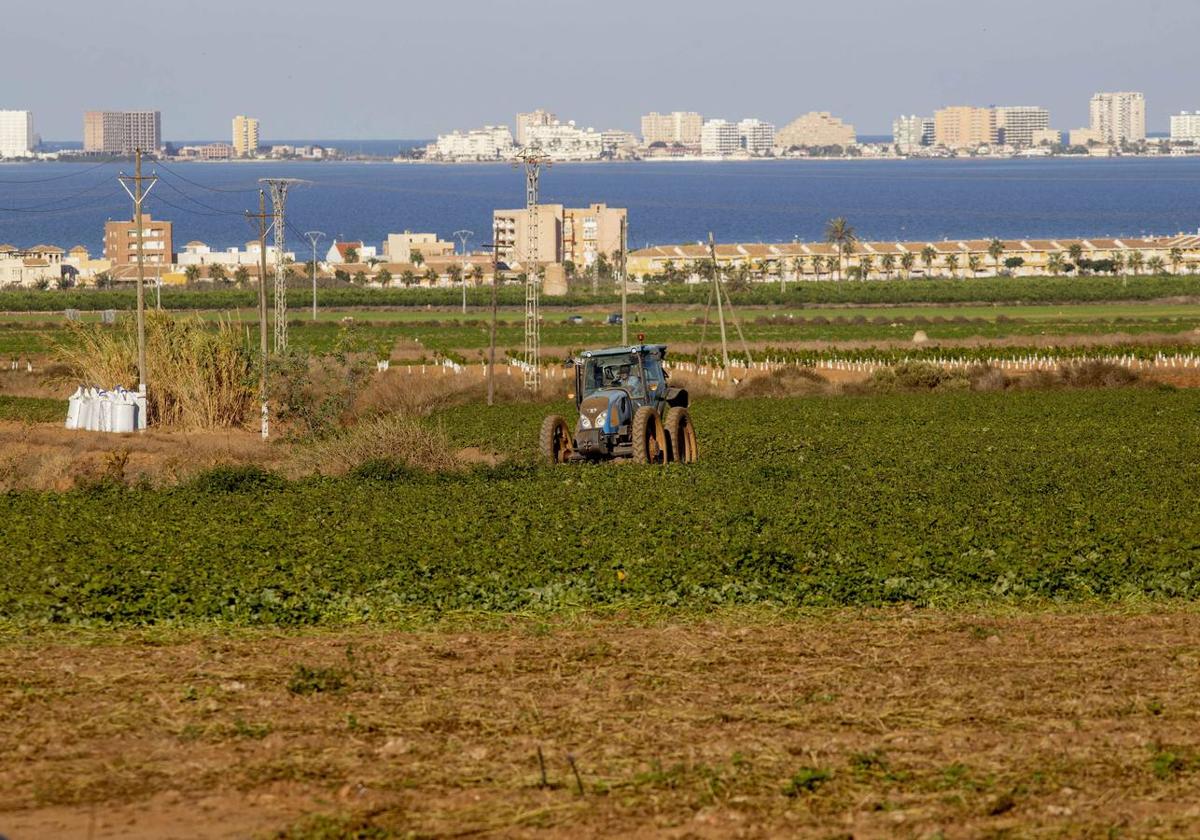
[631,406,667,465]
[665,406,698,463]
[540,415,573,465]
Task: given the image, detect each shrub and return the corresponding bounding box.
[187,465,285,494]
[291,414,457,476]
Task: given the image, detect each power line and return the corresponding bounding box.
[0,158,122,184]
[153,159,260,194]
[154,175,248,216]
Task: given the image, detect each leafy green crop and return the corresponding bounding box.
[2,389,1199,626]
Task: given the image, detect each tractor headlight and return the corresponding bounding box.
[578,414,591,430]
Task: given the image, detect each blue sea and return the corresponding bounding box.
[1,157,1198,254]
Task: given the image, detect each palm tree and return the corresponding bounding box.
[209,263,228,284]
[1147,256,1166,275]
[344,246,359,264]
[900,251,915,279]
[967,254,982,277]
[791,256,806,282]
[1047,253,1065,277]
[824,217,857,280]
[881,253,896,280]
[183,265,200,285]
[423,267,438,286]
[377,268,393,287]
[1068,242,1084,269]
[1112,252,1126,277]
[1128,250,1145,275]
[920,245,937,277]
[944,253,959,278]
[471,265,484,286]
[987,238,1005,275]
[233,266,250,288]
[401,270,417,287]
[411,250,425,268]
[858,254,874,281]
[810,255,824,281]
[1170,247,1184,275]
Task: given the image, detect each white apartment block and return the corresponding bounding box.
[426,125,515,161]
[738,118,776,155]
[700,119,740,157]
[995,106,1050,147]
[1089,92,1146,145]
[516,110,557,146]
[0,110,34,158]
[640,111,703,146]
[1170,112,1200,143]
[524,121,603,161]
[600,129,638,154]
[176,241,294,268]
[892,115,931,153]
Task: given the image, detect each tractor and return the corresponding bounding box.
[539,344,698,464]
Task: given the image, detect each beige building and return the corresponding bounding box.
[1069,127,1103,147]
[384,231,456,263]
[995,106,1049,147]
[1031,129,1062,146]
[775,112,856,149]
[232,115,260,157]
[1090,92,1146,145]
[104,214,173,267]
[934,107,998,149]
[493,203,626,269]
[84,110,161,154]
[640,111,703,146]
[516,109,557,146]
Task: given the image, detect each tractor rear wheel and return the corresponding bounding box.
[540,415,573,464]
[631,406,666,464]
[665,407,698,463]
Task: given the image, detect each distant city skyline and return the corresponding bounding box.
[1,0,1197,140]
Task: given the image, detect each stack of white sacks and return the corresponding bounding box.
[65,387,146,433]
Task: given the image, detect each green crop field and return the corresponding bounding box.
[4,388,1199,626]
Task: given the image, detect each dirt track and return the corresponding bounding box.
[3,610,1200,838]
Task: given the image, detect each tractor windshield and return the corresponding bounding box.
[582,354,645,398]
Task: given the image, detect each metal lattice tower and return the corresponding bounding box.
[260,178,303,351]
[515,145,550,391]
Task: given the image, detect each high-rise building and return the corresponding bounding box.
[524,121,603,160]
[1170,112,1200,143]
[0,110,34,158]
[1089,92,1146,145]
[933,106,998,149]
[892,115,932,153]
[700,119,740,157]
[775,112,857,149]
[737,118,776,155]
[104,214,173,266]
[516,109,557,146]
[492,203,627,269]
[995,106,1050,147]
[640,111,703,146]
[232,115,260,157]
[426,125,515,161]
[84,111,162,154]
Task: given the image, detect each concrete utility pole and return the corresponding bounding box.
[117,148,157,405]
[514,145,550,392]
[259,178,304,351]
[454,229,473,315]
[695,233,753,373]
[487,225,499,407]
[304,231,325,321]
[619,214,628,345]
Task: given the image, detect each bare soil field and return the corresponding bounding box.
[3,610,1200,839]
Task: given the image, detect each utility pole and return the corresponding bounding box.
[710,234,730,370]
[454,229,473,315]
[515,145,550,392]
[259,178,304,351]
[694,233,753,373]
[619,214,628,345]
[304,231,325,321]
[245,191,271,439]
[487,224,499,407]
[117,148,157,406]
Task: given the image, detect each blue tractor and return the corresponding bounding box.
[540,344,698,464]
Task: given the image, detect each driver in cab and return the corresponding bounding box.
[614,364,642,394]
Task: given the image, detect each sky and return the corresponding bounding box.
[4,0,1196,141]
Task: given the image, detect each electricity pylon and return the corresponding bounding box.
[259,178,304,351]
[514,145,550,392]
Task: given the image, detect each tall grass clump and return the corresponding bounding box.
[290,413,458,476]
[57,311,256,429]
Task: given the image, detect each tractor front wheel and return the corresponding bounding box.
[665,407,698,463]
[540,415,573,464]
[631,406,667,464]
